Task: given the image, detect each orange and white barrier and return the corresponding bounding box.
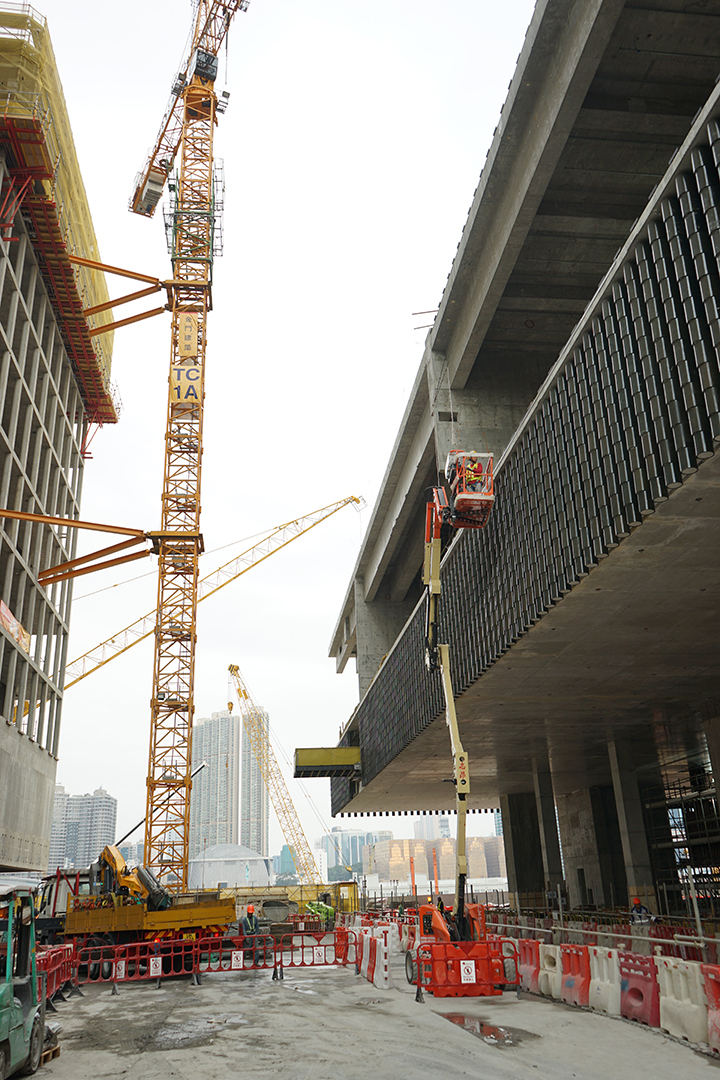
[538,943,562,1000]
[518,938,540,992]
[356,929,393,990]
[589,946,621,1016]
[656,957,708,1046]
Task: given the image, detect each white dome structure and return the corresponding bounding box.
[188,843,272,889]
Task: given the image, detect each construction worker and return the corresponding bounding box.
[241,903,261,964]
[464,456,484,491]
[437,896,445,914]
[629,897,653,924]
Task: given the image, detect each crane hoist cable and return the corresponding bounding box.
[16,496,361,723]
[63,497,362,689]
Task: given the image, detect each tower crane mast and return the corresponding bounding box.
[136,1,249,888]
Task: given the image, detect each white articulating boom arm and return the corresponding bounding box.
[64,497,362,688]
[228,664,323,886]
[422,451,494,935]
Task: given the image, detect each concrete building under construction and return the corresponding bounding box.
[0,5,117,872]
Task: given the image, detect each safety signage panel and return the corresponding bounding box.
[231,951,244,970]
[149,957,162,977]
[460,960,476,984]
[313,947,324,965]
[171,366,201,404]
[115,960,126,981]
[178,313,198,357]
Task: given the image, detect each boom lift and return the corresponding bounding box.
[133,1,250,888]
[421,451,494,941]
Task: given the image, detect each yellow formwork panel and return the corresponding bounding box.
[0,5,116,419]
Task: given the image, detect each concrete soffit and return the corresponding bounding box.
[430,0,626,389]
[328,358,431,657]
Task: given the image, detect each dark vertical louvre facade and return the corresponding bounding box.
[332,118,720,817]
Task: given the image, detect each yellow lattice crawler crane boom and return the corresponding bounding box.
[229,664,323,886]
[63,498,362,688]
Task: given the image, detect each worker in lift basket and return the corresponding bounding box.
[242,904,261,964]
[464,457,484,491]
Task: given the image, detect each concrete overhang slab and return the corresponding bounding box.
[340,449,720,813]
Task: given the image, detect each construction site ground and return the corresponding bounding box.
[39,951,715,1079]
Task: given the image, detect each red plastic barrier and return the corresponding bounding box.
[611,924,631,951]
[619,952,659,1027]
[648,923,702,962]
[581,922,597,947]
[561,944,590,1007]
[703,964,720,1052]
[290,915,323,932]
[76,937,196,985]
[518,938,540,992]
[275,929,356,973]
[417,940,505,999]
[197,934,274,973]
[36,943,74,1001]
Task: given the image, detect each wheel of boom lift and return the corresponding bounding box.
[405,949,418,985]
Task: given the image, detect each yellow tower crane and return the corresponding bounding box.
[131,1,250,887]
[63,497,362,689]
[228,664,323,886]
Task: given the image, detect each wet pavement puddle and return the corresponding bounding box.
[443,1013,541,1049]
[149,1014,248,1050]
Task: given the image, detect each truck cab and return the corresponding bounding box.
[0,886,43,1076]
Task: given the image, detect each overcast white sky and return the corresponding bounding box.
[36,0,536,854]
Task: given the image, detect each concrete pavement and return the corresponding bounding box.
[38,952,717,1079]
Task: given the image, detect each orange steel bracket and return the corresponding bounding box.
[69,255,171,338]
[0,507,153,587]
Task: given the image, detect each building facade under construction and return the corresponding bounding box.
[0,4,117,872]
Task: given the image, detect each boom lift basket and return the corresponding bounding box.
[444,451,494,529]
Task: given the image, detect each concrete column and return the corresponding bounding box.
[426,347,551,471]
[353,578,414,699]
[499,792,546,895]
[532,754,563,887]
[608,740,656,913]
[555,785,626,909]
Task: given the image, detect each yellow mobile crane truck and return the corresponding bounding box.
[37,845,236,948]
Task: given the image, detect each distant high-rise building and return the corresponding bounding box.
[48,785,117,872]
[494,809,503,837]
[118,841,144,868]
[316,827,392,871]
[413,816,451,841]
[240,706,270,857]
[274,844,297,877]
[189,709,241,860]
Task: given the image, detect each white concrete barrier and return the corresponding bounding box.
[589,946,621,1016]
[538,943,562,1000]
[655,957,708,1045]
